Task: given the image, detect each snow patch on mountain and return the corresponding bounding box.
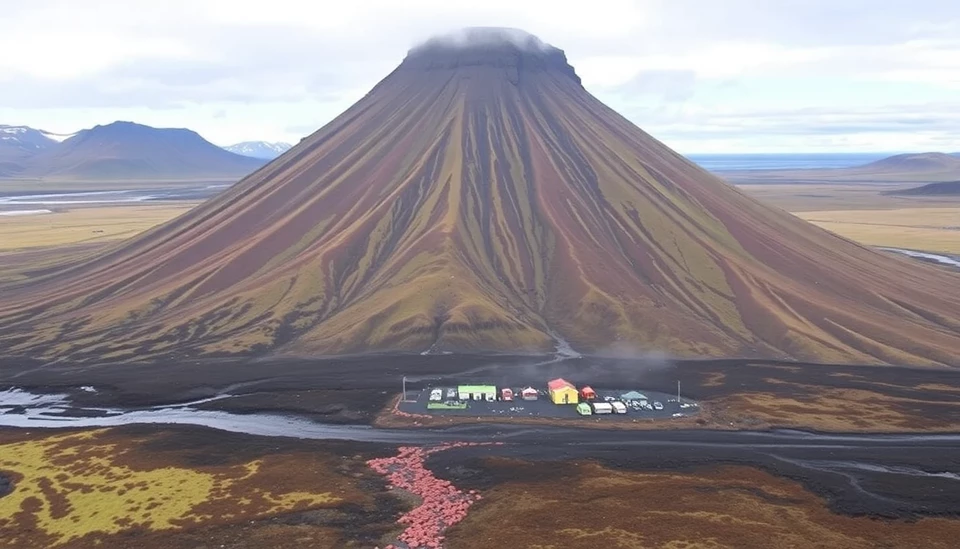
[39,130,77,142]
[0,125,61,151]
[224,141,292,160]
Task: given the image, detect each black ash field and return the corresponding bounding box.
[3,353,960,524]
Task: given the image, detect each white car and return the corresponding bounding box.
[653,401,664,410]
[429,389,443,401]
[446,388,457,399]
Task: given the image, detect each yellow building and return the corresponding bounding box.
[548,378,579,405]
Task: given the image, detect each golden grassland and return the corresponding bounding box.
[447,459,960,549]
[0,205,194,251]
[0,428,371,549]
[795,207,960,255]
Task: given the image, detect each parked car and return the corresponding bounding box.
[653,401,664,410]
[429,389,443,401]
[446,388,457,399]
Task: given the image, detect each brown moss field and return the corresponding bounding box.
[713,386,960,432]
[5,422,960,549]
[0,205,195,251]
[446,459,960,549]
[0,427,397,549]
[1,356,960,548]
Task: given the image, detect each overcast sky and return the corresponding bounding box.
[1,0,958,153]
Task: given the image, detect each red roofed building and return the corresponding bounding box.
[548,378,579,405]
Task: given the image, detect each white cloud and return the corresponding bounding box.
[0,0,958,151]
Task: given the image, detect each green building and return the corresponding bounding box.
[457,385,497,400]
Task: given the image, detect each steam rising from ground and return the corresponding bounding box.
[409,27,555,55]
[404,344,675,390]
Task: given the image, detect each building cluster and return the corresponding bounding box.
[425,377,668,417]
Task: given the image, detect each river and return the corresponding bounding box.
[0,186,228,214]
[3,384,959,516]
[882,247,960,269]
[3,387,959,449]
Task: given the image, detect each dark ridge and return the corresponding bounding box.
[400,27,581,85]
[885,180,960,196]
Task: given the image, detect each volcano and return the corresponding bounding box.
[1,28,959,365]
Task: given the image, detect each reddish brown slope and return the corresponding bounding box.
[1,29,959,364]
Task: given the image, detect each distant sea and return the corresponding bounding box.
[686,153,890,172]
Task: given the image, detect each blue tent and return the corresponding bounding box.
[621,391,647,400]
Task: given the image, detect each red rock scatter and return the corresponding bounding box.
[368,442,503,549]
[392,396,430,420]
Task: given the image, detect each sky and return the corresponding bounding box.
[1,0,958,153]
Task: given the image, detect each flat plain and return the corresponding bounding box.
[795,207,960,255]
[0,205,195,252]
[737,183,960,255]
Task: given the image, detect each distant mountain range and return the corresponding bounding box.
[0,122,266,181]
[223,141,292,159]
[855,152,960,174]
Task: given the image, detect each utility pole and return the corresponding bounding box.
[677,379,681,403]
[402,376,407,402]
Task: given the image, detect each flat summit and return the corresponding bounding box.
[2,29,959,364]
